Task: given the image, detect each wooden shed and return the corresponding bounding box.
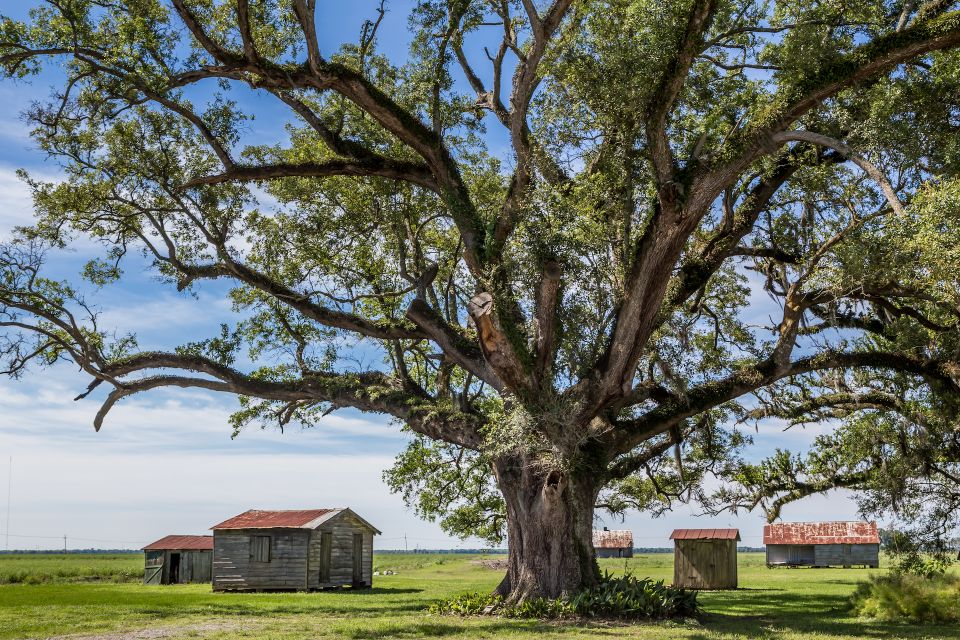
[142,535,213,585]
[211,508,380,591]
[764,521,879,568]
[670,528,739,590]
[593,528,634,558]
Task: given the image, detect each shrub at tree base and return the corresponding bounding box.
[430,572,699,620]
[851,574,960,623]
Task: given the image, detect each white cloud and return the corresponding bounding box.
[0,366,406,454]
[2,448,419,549]
[0,366,457,551]
[0,167,37,233]
[96,291,236,336]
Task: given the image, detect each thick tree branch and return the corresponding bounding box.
[405,297,502,391]
[646,0,717,187]
[532,260,563,388]
[490,0,574,254]
[169,0,487,273]
[181,159,439,192]
[770,130,905,215]
[691,10,960,215]
[95,350,485,448]
[611,350,960,455]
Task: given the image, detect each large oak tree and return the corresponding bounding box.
[3,0,960,600]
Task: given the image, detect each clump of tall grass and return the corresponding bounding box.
[851,573,960,623]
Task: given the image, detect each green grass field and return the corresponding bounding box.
[0,552,957,639]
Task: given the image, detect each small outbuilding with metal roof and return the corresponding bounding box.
[670,528,740,590]
[211,508,380,591]
[593,528,634,558]
[142,535,213,585]
[764,521,879,568]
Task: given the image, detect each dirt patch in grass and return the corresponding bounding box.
[469,558,508,571]
[46,620,246,640]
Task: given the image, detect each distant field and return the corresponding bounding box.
[0,552,958,639]
[0,554,141,585]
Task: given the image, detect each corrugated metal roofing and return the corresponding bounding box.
[211,509,338,530]
[593,529,633,548]
[670,528,741,541]
[142,535,213,551]
[763,521,880,545]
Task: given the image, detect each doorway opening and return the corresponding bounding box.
[169,552,181,583]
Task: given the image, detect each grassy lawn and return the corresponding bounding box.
[0,552,957,639]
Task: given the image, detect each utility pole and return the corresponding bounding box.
[404,533,408,553]
[63,534,67,554]
[4,457,10,551]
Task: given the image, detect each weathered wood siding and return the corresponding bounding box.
[766,543,878,567]
[213,529,311,590]
[673,539,737,589]
[144,551,164,585]
[144,550,212,584]
[185,550,213,583]
[595,547,633,558]
[814,543,879,567]
[306,512,374,589]
[213,512,374,591]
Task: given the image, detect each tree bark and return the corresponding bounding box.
[492,454,601,602]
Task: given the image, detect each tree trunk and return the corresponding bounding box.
[492,454,601,602]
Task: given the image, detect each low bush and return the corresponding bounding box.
[430,591,504,616]
[895,554,952,579]
[430,571,699,620]
[851,573,960,623]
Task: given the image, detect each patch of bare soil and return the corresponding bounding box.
[470,558,509,571]
[45,620,245,640]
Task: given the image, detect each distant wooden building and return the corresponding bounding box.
[764,521,880,568]
[593,528,633,558]
[670,528,739,590]
[142,535,213,585]
[211,508,380,591]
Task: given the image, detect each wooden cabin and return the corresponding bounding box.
[142,535,213,585]
[211,508,380,591]
[593,528,634,558]
[670,528,739,589]
[764,521,880,568]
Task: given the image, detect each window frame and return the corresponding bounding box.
[250,535,272,563]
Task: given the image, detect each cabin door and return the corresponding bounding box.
[319,532,332,584]
[144,551,164,585]
[169,553,181,583]
[352,534,363,586]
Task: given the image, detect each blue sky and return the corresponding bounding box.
[0,0,862,552]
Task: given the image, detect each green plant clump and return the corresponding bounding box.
[850,573,960,623]
[895,554,952,579]
[430,571,699,620]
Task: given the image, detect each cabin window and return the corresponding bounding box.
[250,535,271,562]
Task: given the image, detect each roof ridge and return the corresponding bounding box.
[766,520,876,524]
[245,508,340,511]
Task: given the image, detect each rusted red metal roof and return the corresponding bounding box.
[211,509,338,530]
[670,528,741,541]
[763,521,879,545]
[593,529,633,548]
[142,535,213,551]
